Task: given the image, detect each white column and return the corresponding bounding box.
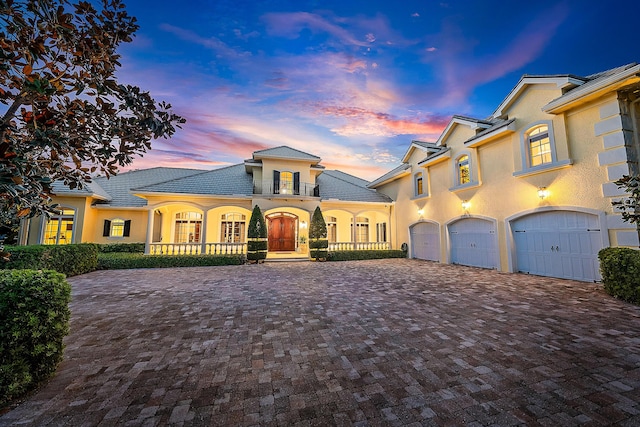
[201,209,209,255]
[145,209,154,254]
[352,213,357,249]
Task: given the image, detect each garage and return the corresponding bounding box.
[448,218,498,269]
[511,210,602,282]
[410,221,440,261]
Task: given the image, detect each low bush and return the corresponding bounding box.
[2,244,98,277]
[598,247,640,304]
[309,239,328,260]
[327,250,407,261]
[98,242,145,253]
[247,239,268,262]
[0,270,71,407]
[97,253,245,269]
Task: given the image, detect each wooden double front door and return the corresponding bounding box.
[267,213,297,252]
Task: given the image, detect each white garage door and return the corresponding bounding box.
[411,222,440,261]
[449,218,498,269]
[512,211,602,282]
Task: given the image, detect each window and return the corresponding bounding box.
[376,223,387,242]
[220,212,246,243]
[43,208,75,245]
[103,218,131,238]
[527,125,552,167]
[457,155,470,185]
[351,217,369,243]
[414,172,424,197]
[174,211,202,243]
[325,216,337,242]
[273,170,301,195]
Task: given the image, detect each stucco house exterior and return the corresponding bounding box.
[369,62,640,282]
[20,146,393,260]
[19,62,640,281]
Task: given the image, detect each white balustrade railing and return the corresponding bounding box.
[148,243,247,255]
[328,242,390,251]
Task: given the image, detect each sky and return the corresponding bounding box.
[117,0,639,181]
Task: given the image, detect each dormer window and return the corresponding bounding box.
[514,121,572,177]
[527,125,552,167]
[415,172,424,197]
[457,155,470,185]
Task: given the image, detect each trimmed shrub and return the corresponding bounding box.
[98,242,145,253]
[247,205,268,262]
[327,250,407,261]
[309,206,328,260]
[598,247,640,304]
[97,253,244,269]
[0,270,71,407]
[2,244,98,277]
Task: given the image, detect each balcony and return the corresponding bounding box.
[253,180,319,197]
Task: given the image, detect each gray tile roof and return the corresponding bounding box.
[95,167,204,207]
[132,164,253,197]
[368,163,411,188]
[253,146,321,161]
[463,118,516,145]
[50,179,111,201]
[318,170,392,203]
[322,170,371,187]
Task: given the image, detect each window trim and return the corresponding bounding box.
[103,218,131,239]
[42,207,76,245]
[174,211,203,243]
[515,120,572,177]
[413,171,429,199]
[220,212,247,243]
[449,150,480,192]
[325,216,337,243]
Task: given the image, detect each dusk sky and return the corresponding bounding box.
[118,0,638,180]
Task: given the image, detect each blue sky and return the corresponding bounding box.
[117,0,639,180]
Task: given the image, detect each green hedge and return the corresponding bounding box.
[0,270,71,407]
[2,244,98,277]
[98,242,145,253]
[97,253,245,269]
[327,250,407,261]
[247,239,268,261]
[598,247,640,304]
[310,239,328,260]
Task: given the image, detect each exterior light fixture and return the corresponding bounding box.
[417,209,424,217]
[300,221,307,229]
[461,200,471,211]
[538,187,549,200]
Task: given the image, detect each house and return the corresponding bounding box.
[369,62,640,282]
[19,62,640,281]
[20,146,393,260]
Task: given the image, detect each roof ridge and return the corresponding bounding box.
[321,170,374,189]
[254,145,321,159]
[132,163,242,190]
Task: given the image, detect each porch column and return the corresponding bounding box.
[145,208,154,254]
[201,209,209,255]
[352,213,357,250]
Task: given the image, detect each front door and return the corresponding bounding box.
[268,213,297,251]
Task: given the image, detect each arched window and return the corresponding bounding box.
[220,212,246,243]
[527,125,552,167]
[351,216,369,243]
[103,218,131,238]
[457,155,470,185]
[325,216,337,242]
[174,211,202,243]
[43,208,75,245]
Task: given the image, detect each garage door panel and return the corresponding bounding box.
[449,219,498,269]
[512,211,601,282]
[411,222,440,262]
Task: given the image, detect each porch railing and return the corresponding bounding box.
[328,242,390,251]
[149,243,247,255]
[253,179,319,197]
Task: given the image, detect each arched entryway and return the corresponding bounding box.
[410,221,440,261]
[266,212,298,252]
[447,216,498,269]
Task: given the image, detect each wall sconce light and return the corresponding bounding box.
[417,209,424,217]
[537,187,549,200]
[461,200,471,211]
[300,221,307,229]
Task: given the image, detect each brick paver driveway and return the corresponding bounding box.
[2,259,640,426]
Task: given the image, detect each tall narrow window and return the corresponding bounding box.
[351,217,369,243]
[325,216,337,242]
[110,219,125,237]
[528,125,552,167]
[415,172,424,197]
[280,171,293,194]
[174,211,202,243]
[457,155,470,185]
[376,223,387,242]
[220,213,246,243]
[43,208,75,245]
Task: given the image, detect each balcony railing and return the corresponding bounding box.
[253,180,319,197]
[149,243,247,255]
[328,242,390,251]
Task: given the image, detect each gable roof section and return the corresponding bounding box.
[323,169,371,187]
[94,167,204,207]
[368,163,412,188]
[51,180,111,201]
[543,62,640,113]
[252,146,321,162]
[435,115,493,146]
[463,118,517,148]
[132,164,253,198]
[401,140,441,163]
[317,170,392,203]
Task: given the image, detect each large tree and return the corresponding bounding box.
[0,0,185,221]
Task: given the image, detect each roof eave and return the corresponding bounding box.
[464,120,517,148]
